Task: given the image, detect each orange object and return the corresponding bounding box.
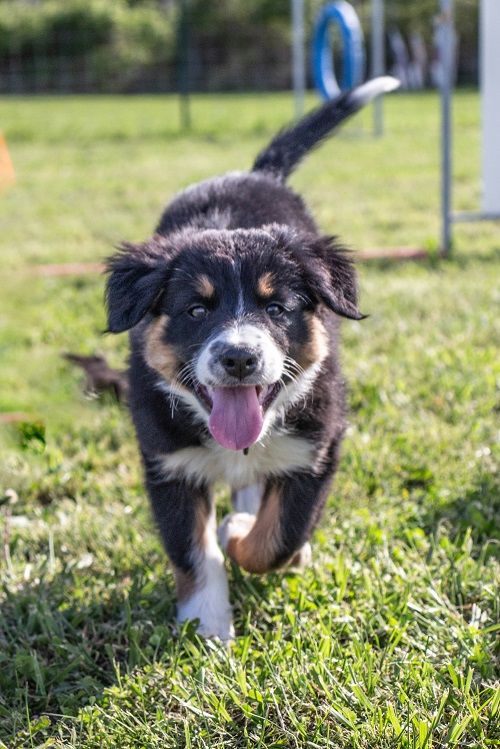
[0,133,15,191]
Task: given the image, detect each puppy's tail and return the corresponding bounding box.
[252,76,399,181]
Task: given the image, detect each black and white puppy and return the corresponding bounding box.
[106,77,398,640]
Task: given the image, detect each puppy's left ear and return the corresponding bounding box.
[105,237,173,333]
[304,235,366,321]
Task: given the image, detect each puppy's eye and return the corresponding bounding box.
[266,302,285,318]
[188,305,208,319]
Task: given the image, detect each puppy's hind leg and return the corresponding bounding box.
[231,483,264,515]
[145,468,233,641]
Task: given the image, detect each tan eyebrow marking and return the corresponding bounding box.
[195,274,215,299]
[257,271,275,298]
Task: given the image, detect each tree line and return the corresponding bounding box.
[0,0,479,93]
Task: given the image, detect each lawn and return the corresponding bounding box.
[0,91,499,748]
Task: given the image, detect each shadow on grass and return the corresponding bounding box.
[446,245,500,269]
[0,543,283,746]
[0,560,175,745]
[358,244,500,272]
[3,454,498,744]
[420,468,500,558]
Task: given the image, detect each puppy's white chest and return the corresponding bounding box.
[160,432,314,488]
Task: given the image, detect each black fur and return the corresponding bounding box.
[253,88,369,180]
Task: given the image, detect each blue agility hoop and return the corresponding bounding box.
[312,1,365,100]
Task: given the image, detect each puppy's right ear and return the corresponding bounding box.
[105,238,173,333]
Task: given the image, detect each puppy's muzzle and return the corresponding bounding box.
[220,346,258,381]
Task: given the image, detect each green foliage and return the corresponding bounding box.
[0,1,114,57]
[0,91,499,747]
[18,420,46,453]
[89,3,175,89]
[0,0,175,91]
[0,0,482,93]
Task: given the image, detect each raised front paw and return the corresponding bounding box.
[217,511,255,552]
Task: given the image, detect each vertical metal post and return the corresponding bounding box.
[291,0,306,119]
[178,0,191,131]
[371,0,385,136]
[440,0,454,255]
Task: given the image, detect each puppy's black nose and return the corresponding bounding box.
[221,347,258,380]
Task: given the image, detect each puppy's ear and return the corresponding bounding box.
[264,225,365,320]
[303,235,365,321]
[105,237,173,333]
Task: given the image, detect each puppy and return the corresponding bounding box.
[106,77,398,640]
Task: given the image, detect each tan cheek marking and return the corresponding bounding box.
[144,314,180,383]
[257,271,276,298]
[227,487,282,574]
[195,274,215,299]
[296,312,329,369]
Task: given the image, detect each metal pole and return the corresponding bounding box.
[371,0,385,136]
[440,0,454,255]
[291,0,306,119]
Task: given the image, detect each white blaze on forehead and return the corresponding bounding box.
[235,281,245,318]
[196,322,284,386]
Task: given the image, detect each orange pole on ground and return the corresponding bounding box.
[0,133,15,191]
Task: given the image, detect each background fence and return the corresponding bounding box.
[0,0,480,95]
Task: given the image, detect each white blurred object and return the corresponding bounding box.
[481,0,500,213]
[409,32,427,89]
[389,29,410,88]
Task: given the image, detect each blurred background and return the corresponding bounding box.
[0,0,479,95]
[0,0,496,432]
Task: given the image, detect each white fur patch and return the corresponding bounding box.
[159,432,314,489]
[177,512,233,641]
[260,361,322,438]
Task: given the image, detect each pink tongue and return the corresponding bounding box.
[208,386,263,451]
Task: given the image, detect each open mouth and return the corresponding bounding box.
[194,382,282,451]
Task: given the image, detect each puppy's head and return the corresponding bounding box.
[106,225,363,450]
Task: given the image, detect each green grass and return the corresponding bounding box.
[0,91,499,748]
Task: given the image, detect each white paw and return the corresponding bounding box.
[177,588,234,642]
[176,551,234,641]
[217,512,255,552]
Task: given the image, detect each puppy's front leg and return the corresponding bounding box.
[145,470,233,641]
[219,470,332,574]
